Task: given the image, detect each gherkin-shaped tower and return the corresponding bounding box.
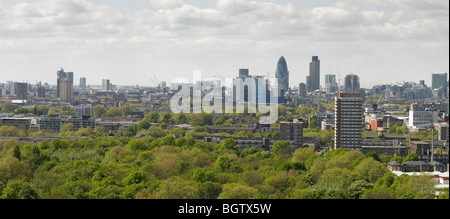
[275,56,289,102]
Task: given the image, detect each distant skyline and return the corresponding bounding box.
[0,0,448,88]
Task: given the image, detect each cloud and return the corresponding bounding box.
[148,0,184,9]
[0,0,447,87]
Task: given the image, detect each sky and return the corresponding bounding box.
[0,0,448,88]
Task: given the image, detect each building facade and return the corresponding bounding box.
[56,68,73,99]
[334,92,363,150]
[280,120,304,149]
[344,74,360,93]
[275,56,289,103]
[324,74,338,94]
[432,73,448,90]
[309,56,320,92]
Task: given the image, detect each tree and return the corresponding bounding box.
[94,105,106,118]
[219,139,239,153]
[154,178,199,199]
[0,126,23,137]
[161,113,171,122]
[35,105,49,116]
[1,180,38,199]
[438,188,449,199]
[122,171,147,186]
[360,186,393,199]
[218,183,258,199]
[1,103,17,113]
[13,145,21,160]
[292,147,315,163]
[15,108,29,115]
[353,158,388,183]
[60,123,75,133]
[178,113,187,124]
[47,107,62,116]
[193,168,217,183]
[365,152,380,162]
[216,156,233,172]
[199,182,222,199]
[393,174,435,199]
[0,156,31,184]
[148,112,159,123]
[403,153,419,162]
[104,107,122,117]
[346,180,374,199]
[272,141,289,155]
[308,120,318,129]
[147,126,166,138]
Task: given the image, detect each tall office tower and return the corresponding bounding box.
[334,92,363,150]
[14,82,28,100]
[102,79,112,91]
[239,69,249,79]
[59,79,73,102]
[280,120,304,149]
[80,77,87,90]
[37,83,45,98]
[344,74,360,93]
[309,56,320,91]
[325,74,338,94]
[275,56,289,103]
[299,83,307,98]
[432,73,448,89]
[56,68,73,99]
[306,76,311,93]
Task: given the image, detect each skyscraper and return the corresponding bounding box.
[275,56,289,103]
[239,69,249,79]
[309,56,320,91]
[59,79,73,102]
[80,77,87,90]
[334,92,363,150]
[299,83,307,98]
[14,82,28,100]
[37,82,45,98]
[102,79,112,91]
[432,73,448,90]
[344,74,360,93]
[56,68,73,99]
[325,74,338,94]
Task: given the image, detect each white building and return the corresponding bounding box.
[409,110,438,130]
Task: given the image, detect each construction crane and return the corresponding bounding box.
[151,75,160,87]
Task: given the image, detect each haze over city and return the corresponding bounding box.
[0,0,448,88]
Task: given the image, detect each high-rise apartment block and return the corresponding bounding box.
[12,82,28,100]
[280,120,304,149]
[334,92,363,150]
[309,56,320,92]
[59,79,73,102]
[37,82,45,98]
[56,68,73,102]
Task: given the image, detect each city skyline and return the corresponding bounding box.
[0,0,448,88]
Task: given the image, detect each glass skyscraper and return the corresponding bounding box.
[275,56,289,103]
